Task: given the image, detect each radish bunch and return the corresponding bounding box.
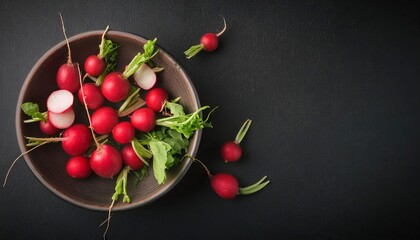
[12,20,216,240]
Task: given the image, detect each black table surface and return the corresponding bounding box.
[1,1,420,239]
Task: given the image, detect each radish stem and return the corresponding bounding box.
[185,155,212,178]
[118,88,140,113]
[234,119,252,144]
[98,25,110,59]
[238,176,270,195]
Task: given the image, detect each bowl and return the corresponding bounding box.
[15,30,201,211]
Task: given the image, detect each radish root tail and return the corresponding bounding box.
[216,16,227,37]
[101,199,115,240]
[59,13,72,64]
[3,141,49,187]
[77,64,100,148]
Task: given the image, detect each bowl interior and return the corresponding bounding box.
[16,31,201,211]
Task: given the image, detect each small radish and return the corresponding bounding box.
[210,173,270,199]
[133,63,156,90]
[121,144,145,170]
[145,87,168,112]
[84,55,105,77]
[56,64,80,93]
[130,107,156,132]
[101,71,130,102]
[184,17,227,59]
[90,144,122,178]
[48,108,75,129]
[84,26,116,78]
[112,121,135,144]
[91,106,119,134]
[39,117,59,135]
[56,13,80,93]
[190,156,270,200]
[221,119,252,163]
[61,123,92,156]
[47,89,74,113]
[66,155,92,179]
[77,83,104,110]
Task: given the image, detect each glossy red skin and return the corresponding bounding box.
[210,173,239,199]
[131,107,156,132]
[221,141,242,162]
[84,55,105,77]
[91,106,119,134]
[66,155,92,179]
[90,144,122,179]
[200,33,219,52]
[145,87,168,112]
[112,121,135,144]
[56,63,80,93]
[62,124,91,156]
[78,83,104,110]
[121,144,145,170]
[101,71,130,102]
[39,119,59,135]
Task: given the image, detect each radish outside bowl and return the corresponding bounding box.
[15,31,202,211]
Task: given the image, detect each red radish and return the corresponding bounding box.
[210,173,270,199]
[84,55,105,77]
[184,17,227,59]
[145,87,168,112]
[91,106,119,134]
[90,144,122,178]
[47,89,74,113]
[39,118,59,135]
[131,107,156,132]
[221,119,252,162]
[133,63,156,90]
[210,173,238,199]
[66,155,92,179]
[101,71,130,102]
[190,157,270,200]
[56,64,80,93]
[61,124,91,156]
[121,144,145,170]
[48,108,75,129]
[56,13,79,93]
[112,121,135,144]
[77,83,104,110]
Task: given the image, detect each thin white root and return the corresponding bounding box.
[216,16,227,37]
[101,199,115,240]
[59,13,72,64]
[3,142,49,187]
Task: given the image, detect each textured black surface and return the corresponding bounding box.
[1,1,420,239]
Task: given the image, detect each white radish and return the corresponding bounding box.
[133,64,156,90]
[47,89,74,113]
[48,108,75,129]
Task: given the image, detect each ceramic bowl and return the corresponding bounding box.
[15,30,201,211]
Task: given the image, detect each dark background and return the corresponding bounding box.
[1,1,420,239]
